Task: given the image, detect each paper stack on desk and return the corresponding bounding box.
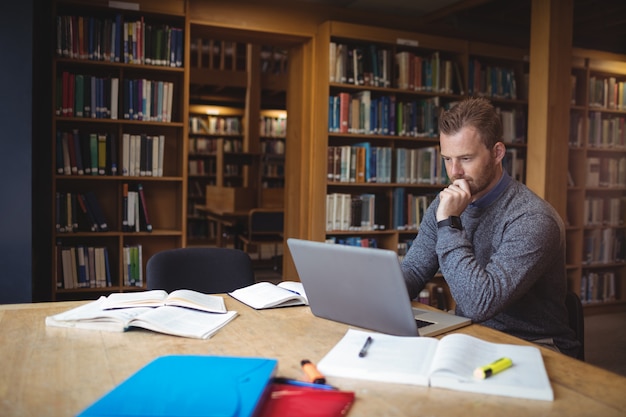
[318,329,554,401]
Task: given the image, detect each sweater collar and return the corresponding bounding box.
[469,171,512,209]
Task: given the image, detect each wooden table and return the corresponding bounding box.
[1,298,625,417]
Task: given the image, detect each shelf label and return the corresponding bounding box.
[396,38,419,47]
[108,1,140,11]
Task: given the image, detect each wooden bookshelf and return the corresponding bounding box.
[567,48,626,314]
[309,21,530,309]
[51,0,187,299]
[186,25,287,246]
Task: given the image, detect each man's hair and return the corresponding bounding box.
[438,97,503,149]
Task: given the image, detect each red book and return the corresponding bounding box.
[258,383,355,417]
[339,92,350,134]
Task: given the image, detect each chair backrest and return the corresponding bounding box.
[246,208,284,238]
[146,247,255,294]
[565,290,585,361]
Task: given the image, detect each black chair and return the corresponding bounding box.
[565,290,585,361]
[146,247,255,293]
[238,208,284,271]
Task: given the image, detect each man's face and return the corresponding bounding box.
[440,126,502,201]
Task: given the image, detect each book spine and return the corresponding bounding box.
[137,183,152,232]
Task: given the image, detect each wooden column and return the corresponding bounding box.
[526,0,573,218]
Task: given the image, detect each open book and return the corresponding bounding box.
[45,296,237,339]
[101,289,227,313]
[317,329,554,401]
[228,281,308,309]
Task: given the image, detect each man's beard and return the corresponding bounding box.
[451,159,497,196]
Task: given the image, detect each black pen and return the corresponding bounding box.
[358,336,373,357]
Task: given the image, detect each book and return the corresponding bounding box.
[45,295,237,339]
[257,382,355,417]
[101,289,227,313]
[317,328,554,401]
[228,281,308,309]
[77,355,277,417]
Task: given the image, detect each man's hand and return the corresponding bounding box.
[436,179,472,221]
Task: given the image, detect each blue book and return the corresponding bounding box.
[78,355,277,417]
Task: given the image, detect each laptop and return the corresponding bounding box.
[286,238,471,337]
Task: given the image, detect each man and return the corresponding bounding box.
[401,97,580,358]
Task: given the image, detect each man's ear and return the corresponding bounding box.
[493,142,506,163]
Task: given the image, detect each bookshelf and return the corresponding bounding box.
[312,21,530,309]
[314,22,530,249]
[315,21,528,308]
[186,25,287,246]
[51,0,187,299]
[567,48,626,313]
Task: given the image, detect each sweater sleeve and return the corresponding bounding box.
[400,201,441,300]
[437,210,563,322]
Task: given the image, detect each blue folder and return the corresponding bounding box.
[77,355,278,417]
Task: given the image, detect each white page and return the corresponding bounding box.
[128,306,238,339]
[229,282,307,309]
[317,329,438,386]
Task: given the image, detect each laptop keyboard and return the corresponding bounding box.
[415,319,434,328]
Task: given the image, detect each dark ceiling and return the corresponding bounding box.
[302,0,626,55]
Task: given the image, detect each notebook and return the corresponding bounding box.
[286,238,471,337]
[77,355,277,417]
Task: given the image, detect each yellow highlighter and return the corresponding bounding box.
[473,357,513,379]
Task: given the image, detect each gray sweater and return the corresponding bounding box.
[401,173,580,357]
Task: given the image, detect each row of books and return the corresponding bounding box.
[56,15,183,67]
[57,72,175,122]
[56,131,166,177]
[325,236,380,247]
[123,244,144,287]
[329,92,441,137]
[498,108,527,144]
[580,271,616,304]
[56,191,108,233]
[588,76,626,110]
[503,148,526,183]
[57,183,154,234]
[261,139,286,155]
[392,189,437,230]
[56,130,117,176]
[122,183,152,233]
[188,137,243,154]
[395,51,463,94]
[260,116,287,138]
[325,189,438,233]
[261,160,285,178]
[583,228,625,265]
[586,156,626,188]
[326,193,379,232]
[188,159,216,176]
[584,196,626,227]
[396,146,448,185]
[468,59,520,100]
[327,144,452,186]
[327,144,393,184]
[397,238,415,262]
[329,42,392,88]
[329,41,464,95]
[569,113,626,148]
[588,112,626,148]
[56,244,111,289]
[189,115,243,135]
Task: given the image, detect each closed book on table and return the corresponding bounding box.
[77,355,277,417]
